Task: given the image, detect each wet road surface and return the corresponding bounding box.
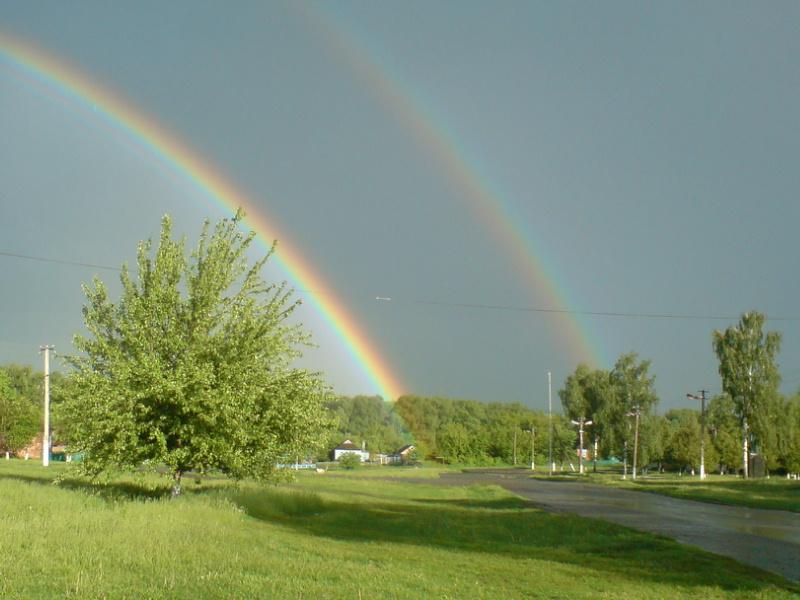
[421,470,800,582]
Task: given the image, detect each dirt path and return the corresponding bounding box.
[414,470,800,582]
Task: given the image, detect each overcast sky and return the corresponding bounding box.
[1,1,799,411]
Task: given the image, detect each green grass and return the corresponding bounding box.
[0,460,796,599]
[538,471,800,512]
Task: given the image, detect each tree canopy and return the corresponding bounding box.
[713,311,781,477]
[62,212,329,494]
[0,368,40,453]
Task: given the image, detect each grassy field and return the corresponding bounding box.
[535,471,800,512]
[0,461,796,599]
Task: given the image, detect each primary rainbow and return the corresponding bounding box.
[0,30,404,400]
[299,5,605,368]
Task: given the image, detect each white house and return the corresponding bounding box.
[333,439,370,462]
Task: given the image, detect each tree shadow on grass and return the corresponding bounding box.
[232,487,798,595]
[0,470,235,503]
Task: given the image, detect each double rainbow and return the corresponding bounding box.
[0,31,404,400]
[298,4,604,368]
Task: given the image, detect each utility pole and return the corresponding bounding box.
[687,390,708,480]
[39,345,55,467]
[570,417,593,475]
[548,371,553,475]
[626,406,641,480]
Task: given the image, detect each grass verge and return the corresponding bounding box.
[0,460,796,599]
[534,471,800,512]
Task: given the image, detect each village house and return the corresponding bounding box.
[388,444,416,464]
[333,439,370,462]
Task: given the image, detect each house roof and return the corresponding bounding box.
[396,445,415,454]
[335,439,362,451]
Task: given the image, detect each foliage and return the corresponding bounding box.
[337,452,361,470]
[608,353,659,467]
[713,311,781,476]
[775,395,800,474]
[322,395,408,458]
[0,369,40,452]
[707,394,741,474]
[394,395,573,466]
[559,364,613,470]
[62,212,329,493]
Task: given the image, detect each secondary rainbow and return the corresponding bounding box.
[298,5,605,368]
[0,30,404,400]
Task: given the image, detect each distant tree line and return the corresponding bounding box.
[3,301,798,479]
[0,364,66,455]
[325,312,799,476]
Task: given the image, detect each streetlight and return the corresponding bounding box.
[548,371,553,476]
[570,418,592,475]
[687,391,708,480]
[524,427,535,470]
[626,406,641,480]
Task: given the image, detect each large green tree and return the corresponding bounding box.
[63,212,329,495]
[608,353,658,476]
[713,311,781,477]
[559,364,612,471]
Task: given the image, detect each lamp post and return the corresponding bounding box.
[548,371,553,476]
[513,428,517,466]
[626,406,641,480]
[570,417,592,475]
[524,428,535,470]
[687,391,708,480]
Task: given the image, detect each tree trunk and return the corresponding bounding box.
[172,470,183,498]
[593,436,599,473]
[742,417,749,479]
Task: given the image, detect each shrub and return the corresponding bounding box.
[338,453,361,470]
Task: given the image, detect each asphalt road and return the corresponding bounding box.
[424,470,800,582]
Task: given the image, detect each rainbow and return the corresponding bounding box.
[0,30,405,400]
[297,5,605,368]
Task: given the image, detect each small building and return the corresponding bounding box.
[372,453,390,465]
[388,444,416,464]
[333,439,370,462]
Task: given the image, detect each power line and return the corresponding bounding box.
[389,298,800,322]
[0,250,122,272]
[4,249,800,322]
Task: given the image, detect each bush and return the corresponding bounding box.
[338,453,361,470]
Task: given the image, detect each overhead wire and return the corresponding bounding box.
[3,249,800,322]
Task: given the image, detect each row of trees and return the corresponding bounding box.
[328,389,800,477]
[558,312,797,477]
[559,353,659,473]
[393,395,577,466]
